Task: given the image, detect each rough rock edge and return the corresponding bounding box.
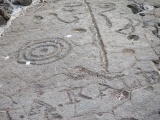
[0,0,39,37]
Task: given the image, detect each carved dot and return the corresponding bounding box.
[58,104,63,107]
[40,48,48,53]
[153,5,160,8]
[52,113,63,119]
[122,49,135,55]
[127,4,142,14]
[34,15,43,20]
[98,2,116,11]
[19,115,24,118]
[159,111,160,114]
[139,13,145,16]
[127,35,139,41]
[64,2,82,7]
[97,113,103,116]
[121,118,138,120]
[122,90,129,97]
[62,8,76,12]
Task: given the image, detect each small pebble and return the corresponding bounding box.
[66,35,73,38]
[26,61,31,65]
[4,56,10,60]
[2,56,10,60]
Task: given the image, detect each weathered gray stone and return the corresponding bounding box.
[0,0,160,120]
[0,94,12,110]
[0,112,9,120]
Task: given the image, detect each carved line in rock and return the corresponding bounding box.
[152,59,160,72]
[61,83,130,106]
[84,0,108,72]
[120,117,138,120]
[50,2,83,23]
[98,2,116,28]
[116,18,135,35]
[152,25,160,39]
[64,2,83,7]
[66,66,125,81]
[98,2,116,11]
[97,83,127,99]
[17,38,72,65]
[133,18,141,27]
[0,111,11,120]
[73,66,108,79]
[72,28,87,33]
[49,13,80,24]
[134,71,160,87]
[62,2,83,12]
[98,13,112,28]
[28,99,63,119]
[68,66,160,90]
[60,88,93,105]
[62,8,76,12]
[63,87,101,105]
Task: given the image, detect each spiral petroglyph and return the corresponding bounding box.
[17,38,72,65]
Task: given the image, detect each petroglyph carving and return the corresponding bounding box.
[62,2,82,12]
[17,38,72,65]
[49,13,79,23]
[98,2,116,28]
[61,87,94,105]
[116,18,135,35]
[29,99,63,120]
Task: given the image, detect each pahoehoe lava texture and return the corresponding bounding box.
[17,38,72,65]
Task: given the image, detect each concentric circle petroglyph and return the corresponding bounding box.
[17,38,72,65]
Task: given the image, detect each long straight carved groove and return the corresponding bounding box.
[84,0,108,72]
